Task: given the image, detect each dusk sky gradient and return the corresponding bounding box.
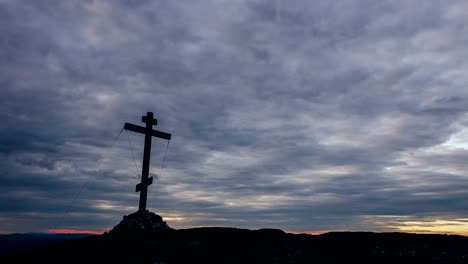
[2,0,468,235]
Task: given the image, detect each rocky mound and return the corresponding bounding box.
[108,209,173,236]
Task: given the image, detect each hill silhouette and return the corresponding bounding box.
[0,233,95,257]
[3,210,468,264]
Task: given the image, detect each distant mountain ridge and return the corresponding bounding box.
[0,233,96,257]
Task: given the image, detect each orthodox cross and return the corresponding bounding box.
[124,112,171,211]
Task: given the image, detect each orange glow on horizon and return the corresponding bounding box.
[393,219,468,237]
[48,229,105,235]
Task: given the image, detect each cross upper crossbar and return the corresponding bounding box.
[124,123,171,140]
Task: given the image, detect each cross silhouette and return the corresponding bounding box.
[124,112,171,211]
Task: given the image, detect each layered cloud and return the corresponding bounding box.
[1,0,468,235]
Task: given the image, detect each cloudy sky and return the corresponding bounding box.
[2,0,468,235]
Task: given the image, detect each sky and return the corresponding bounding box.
[1,0,468,236]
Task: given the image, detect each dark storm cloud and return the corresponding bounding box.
[1,0,468,234]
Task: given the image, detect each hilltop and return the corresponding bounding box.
[2,210,468,264]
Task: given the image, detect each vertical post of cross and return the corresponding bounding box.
[139,112,155,211]
[124,112,172,211]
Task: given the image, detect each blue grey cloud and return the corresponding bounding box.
[1,0,468,235]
